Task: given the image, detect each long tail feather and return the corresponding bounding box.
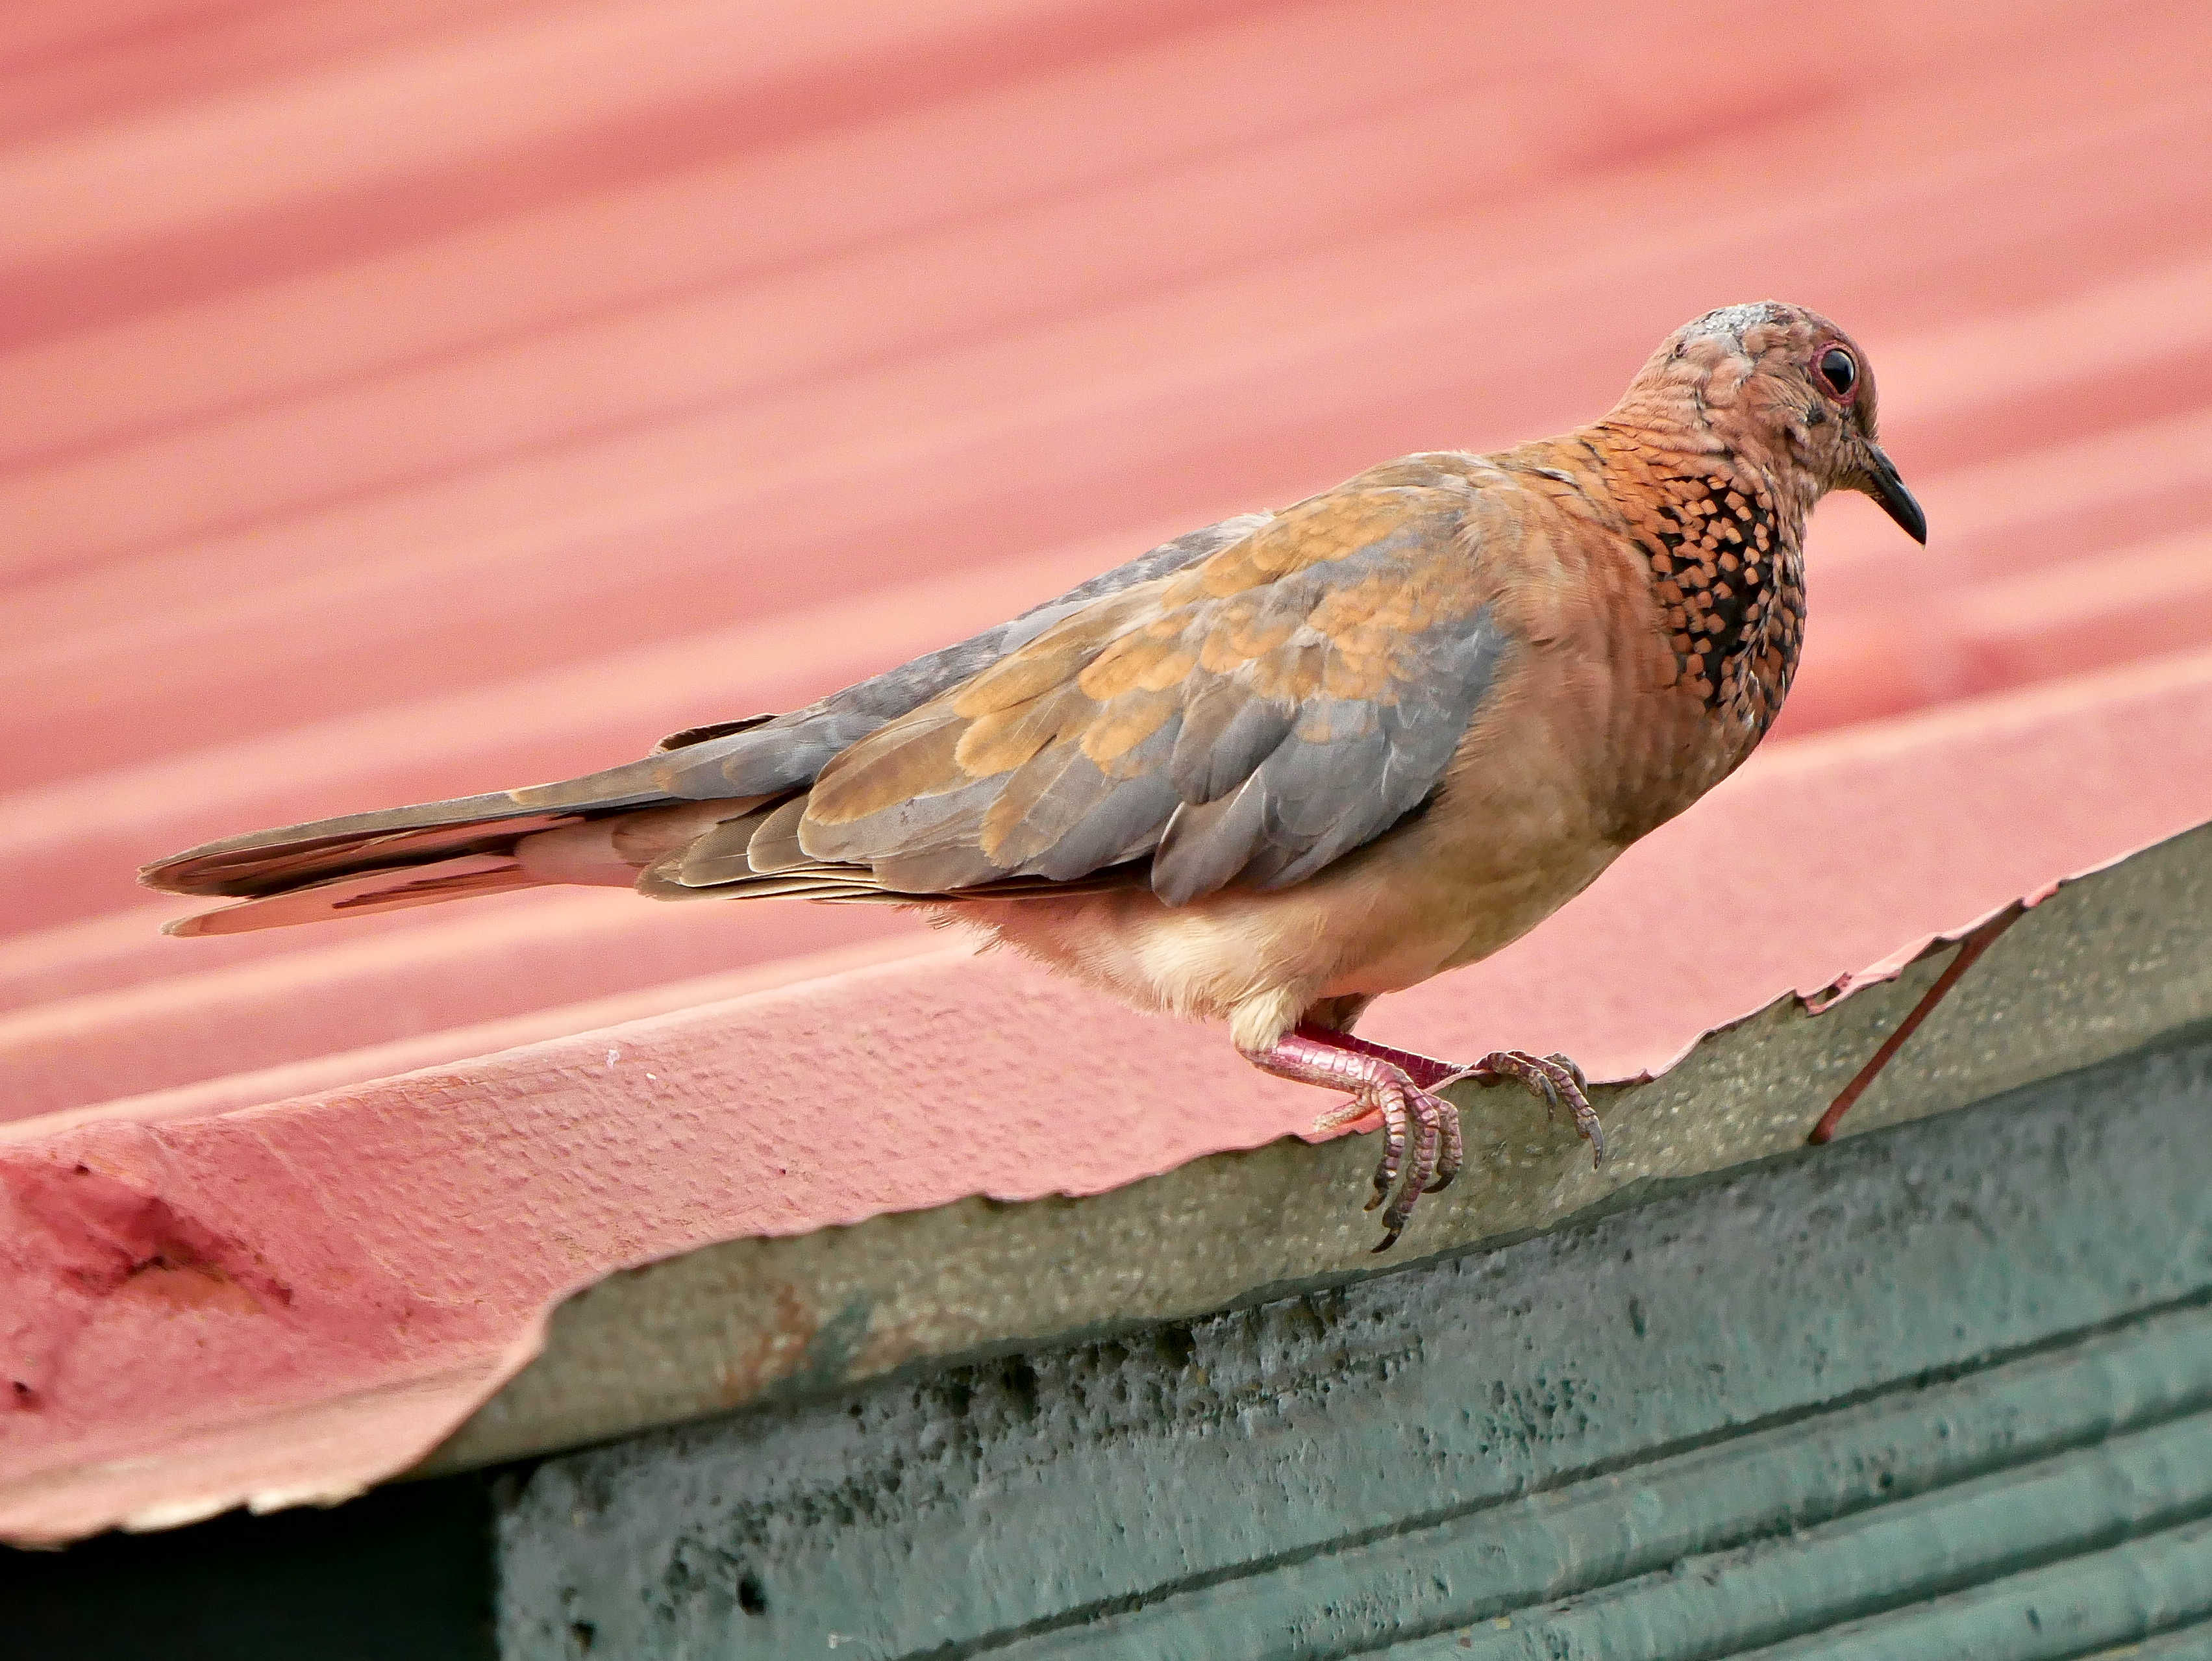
[139,749,697,900]
[162,855,543,936]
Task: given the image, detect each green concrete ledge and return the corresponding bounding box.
[427,821,2212,1479]
[497,1025,2212,1657]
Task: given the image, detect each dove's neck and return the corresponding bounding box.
[1578,419,1810,542]
[1563,418,1812,742]
[1594,354,1833,520]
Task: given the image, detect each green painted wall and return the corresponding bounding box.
[499,1032,2212,1658]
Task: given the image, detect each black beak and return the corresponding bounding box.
[1864,445,1926,544]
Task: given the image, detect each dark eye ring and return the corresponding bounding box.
[1817,346,1858,399]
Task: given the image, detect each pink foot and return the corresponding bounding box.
[1244,1025,1602,1252]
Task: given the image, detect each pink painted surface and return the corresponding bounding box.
[3,0,2210,1543]
[0,895,926,1123]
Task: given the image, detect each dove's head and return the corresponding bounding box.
[1620,301,1926,543]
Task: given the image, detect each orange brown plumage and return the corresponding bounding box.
[140,301,1926,1248]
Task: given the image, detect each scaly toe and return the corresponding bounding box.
[1364,1086,1411,1212]
[1545,1052,1590,1093]
[1370,1086,1458,1248]
[1426,1101,1464,1193]
[1404,1092,1443,1201]
[1539,1057,1604,1168]
[1311,1096,1380,1135]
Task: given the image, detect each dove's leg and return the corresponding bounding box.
[1289,1024,1603,1160]
[1239,1023,1603,1252]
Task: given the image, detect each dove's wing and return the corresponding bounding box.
[797,462,1517,905]
[646,511,1274,795]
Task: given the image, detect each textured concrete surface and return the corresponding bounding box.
[434,814,2212,1476]
[500,1032,2212,1658]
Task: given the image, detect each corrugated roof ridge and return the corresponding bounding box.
[0,895,922,1124]
[0,931,944,1145]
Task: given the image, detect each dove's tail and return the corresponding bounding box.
[137,729,769,937]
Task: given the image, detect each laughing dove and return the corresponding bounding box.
[145,301,1926,1248]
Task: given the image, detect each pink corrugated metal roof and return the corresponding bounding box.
[4,0,2211,1542]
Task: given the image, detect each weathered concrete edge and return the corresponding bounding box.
[421,819,2212,1476]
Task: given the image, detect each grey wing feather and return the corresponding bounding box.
[651,513,1271,799]
[143,515,1269,900]
[1149,616,1507,904]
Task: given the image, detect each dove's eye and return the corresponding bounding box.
[1817,347,1858,400]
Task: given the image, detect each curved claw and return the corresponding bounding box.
[1530,1069,1565,1120]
